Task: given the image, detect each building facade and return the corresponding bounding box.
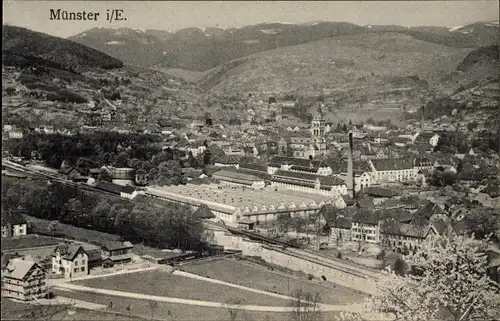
[2,258,47,301]
[52,244,89,279]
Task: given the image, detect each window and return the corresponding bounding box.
[74,268,78,273]
[81,267,85,272]
[81,259,85,265]
[75,261,78,266]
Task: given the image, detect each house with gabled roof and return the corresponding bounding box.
[212,169,266,190]
[318,204,353,245]
[271,170,347,197]
[414,201,447,222]
[475,182,500,208]
[2,257,47,300]
[351,209,381,244]
[58,166,84,181]
[193,204,216,220]
[101,241,134,265]
[267,156,332,176]
[369,158,416,183]
[52,243,89,279]
[328,158,373,191]
[380,221,440,253]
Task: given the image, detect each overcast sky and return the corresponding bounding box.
[3,1,499,38]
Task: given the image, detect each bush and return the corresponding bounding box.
[376,249,385,260]
[337,252,343,259]
[321,275,327,281]
[307,274,314,280]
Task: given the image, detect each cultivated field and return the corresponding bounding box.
[180,257,366,305]
[74,270,291,306]
[51,290,342,321]
[1,298,138,321]
[22,215,167,258]
[1,234,61,251]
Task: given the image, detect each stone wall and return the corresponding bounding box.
[212,230,379,295]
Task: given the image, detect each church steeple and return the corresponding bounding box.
[311,104,325,139]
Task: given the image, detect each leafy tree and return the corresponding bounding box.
[275,213,292,235]
[90,200,112,230]
[336,236,500,321]
[114,152,129,168]
[60,198,83,225]
[464,208,500,242]
[393,258,407,276]
[98,169,113,182]
[467,121,478,132]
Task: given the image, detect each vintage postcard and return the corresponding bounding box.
[2,1,499,320]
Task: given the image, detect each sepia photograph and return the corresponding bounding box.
[1,1,499,320]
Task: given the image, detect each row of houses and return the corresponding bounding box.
[1,241,134,301]
[318,200,465,253]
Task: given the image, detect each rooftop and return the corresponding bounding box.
[146,184,340,215]
[3,258,41,280]
[370,158,413,171]
[213,169,264,183]
[102,241,133,251]
[273,170,345,187]
[268,156,329,168]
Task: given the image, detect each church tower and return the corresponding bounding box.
[311,106,326,139]
[311,105,327,153]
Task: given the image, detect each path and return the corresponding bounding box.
[31,296,107,310]
[172,270,296,301]
[54,282,365,313]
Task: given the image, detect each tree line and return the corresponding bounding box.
[6,131,205,186]
[2,177,211,251]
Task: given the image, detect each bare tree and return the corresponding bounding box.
[225,298,243,321]
[290,288,322,321]
[149,300,158,320]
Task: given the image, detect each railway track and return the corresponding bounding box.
[3,160,379,280]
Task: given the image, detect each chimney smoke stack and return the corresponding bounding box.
[421,106,425,132]
[347,132,355,198]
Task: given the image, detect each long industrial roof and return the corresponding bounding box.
[146,184,341,215]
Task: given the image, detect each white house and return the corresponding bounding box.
[1,212,28,238]
[120,186,140,200]
[52,244,89,279]
[369,158,417,184]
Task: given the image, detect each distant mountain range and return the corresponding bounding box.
[69,21,499,71]
[1,22,498,127]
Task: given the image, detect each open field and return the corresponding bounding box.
[51,289,342,321]
[1,234,61,251]
[23,215,170,258]
[74,270,291,306]
[180,257,366,305]
[1,298,137,321]
[24,215,122,245]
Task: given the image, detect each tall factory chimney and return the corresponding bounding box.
[421,105,425,133]
[347,131,355,199]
